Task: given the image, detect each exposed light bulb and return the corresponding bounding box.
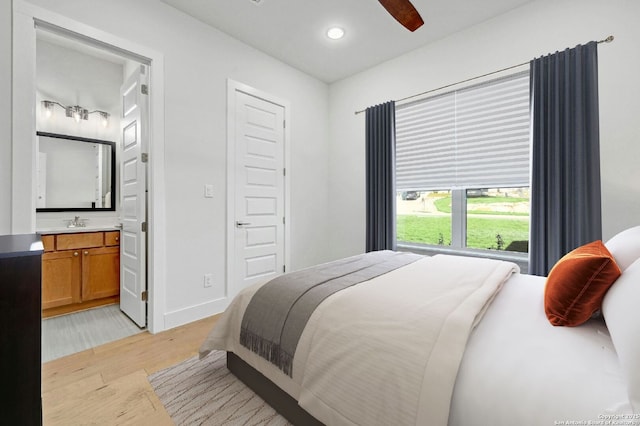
[100,112,109,128]
[42,101,54,119]
[327,27,345,40]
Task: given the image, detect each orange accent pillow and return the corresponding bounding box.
[544,240,621,326]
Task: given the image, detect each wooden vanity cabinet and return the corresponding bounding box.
[41,249,81,309]
[82,245,119,301]
[41,231,120,317]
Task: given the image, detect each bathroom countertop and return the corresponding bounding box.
[36,225,121,234]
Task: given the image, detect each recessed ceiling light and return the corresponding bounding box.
[326,27,345,40]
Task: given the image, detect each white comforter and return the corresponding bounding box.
[200,254,518,425]
[450,272,632,425]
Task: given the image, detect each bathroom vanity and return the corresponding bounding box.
[40,229,120,317]
[35,131,121,317]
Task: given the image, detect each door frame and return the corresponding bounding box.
[226,79,291,299]
[12,1,167,333]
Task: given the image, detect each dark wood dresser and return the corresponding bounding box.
[0,234,43,425]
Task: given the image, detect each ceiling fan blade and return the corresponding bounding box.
[378,0,424,32]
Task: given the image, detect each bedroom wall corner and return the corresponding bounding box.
[327,0,640,257]
[0,0,12,235]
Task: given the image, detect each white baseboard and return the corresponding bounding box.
[162,297,230,331]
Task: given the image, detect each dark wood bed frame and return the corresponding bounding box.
[226,352,324,426]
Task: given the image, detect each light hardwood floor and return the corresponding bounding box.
[42,314,220,425]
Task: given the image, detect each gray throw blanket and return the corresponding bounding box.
[239,250,423,376]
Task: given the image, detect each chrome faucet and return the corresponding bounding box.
[68,216,86,228]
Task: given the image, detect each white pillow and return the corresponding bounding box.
[602,258,640,413]
[605,226,640,271]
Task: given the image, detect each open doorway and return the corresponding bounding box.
[12,4,166,334]
[34,23,149,354]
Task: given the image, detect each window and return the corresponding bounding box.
[395,72,530,255]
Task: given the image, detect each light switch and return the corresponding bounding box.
[204,184,214,198]
[204,273,213,288]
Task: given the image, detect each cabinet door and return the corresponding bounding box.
[42,250,81,309]
[82,246,120,301]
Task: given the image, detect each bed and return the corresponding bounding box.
[200,226,640,425]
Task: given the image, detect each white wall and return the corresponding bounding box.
[0,1,12,235]
[35,40,122,228]
[11,0,331,330]
[328,0,640,259]
[36,39,122,142]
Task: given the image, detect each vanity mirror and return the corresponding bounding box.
[36,131,116,212]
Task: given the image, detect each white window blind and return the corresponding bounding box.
[396,71,530,191]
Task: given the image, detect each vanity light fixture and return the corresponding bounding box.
[42,100,110,127]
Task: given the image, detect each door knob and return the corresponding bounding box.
[235,221,252,228]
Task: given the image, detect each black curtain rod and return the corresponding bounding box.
[354,35,614,115]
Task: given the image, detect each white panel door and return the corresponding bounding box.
[119,66,148,327]
[233,90,285,295]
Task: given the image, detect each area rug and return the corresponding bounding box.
[148,350,291,425]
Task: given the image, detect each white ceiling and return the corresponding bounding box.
[161,0,535,83]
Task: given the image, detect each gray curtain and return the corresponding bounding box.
[366,101,396,252]
[529,42,602,276]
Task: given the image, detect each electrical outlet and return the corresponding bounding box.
[204,184,214,198]
[204,273,213,288]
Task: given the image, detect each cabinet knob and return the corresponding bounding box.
[84,251,89,255]
[115,237,119,241]
[74,252,79,256]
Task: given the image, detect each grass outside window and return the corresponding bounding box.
[397,191,530,252]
